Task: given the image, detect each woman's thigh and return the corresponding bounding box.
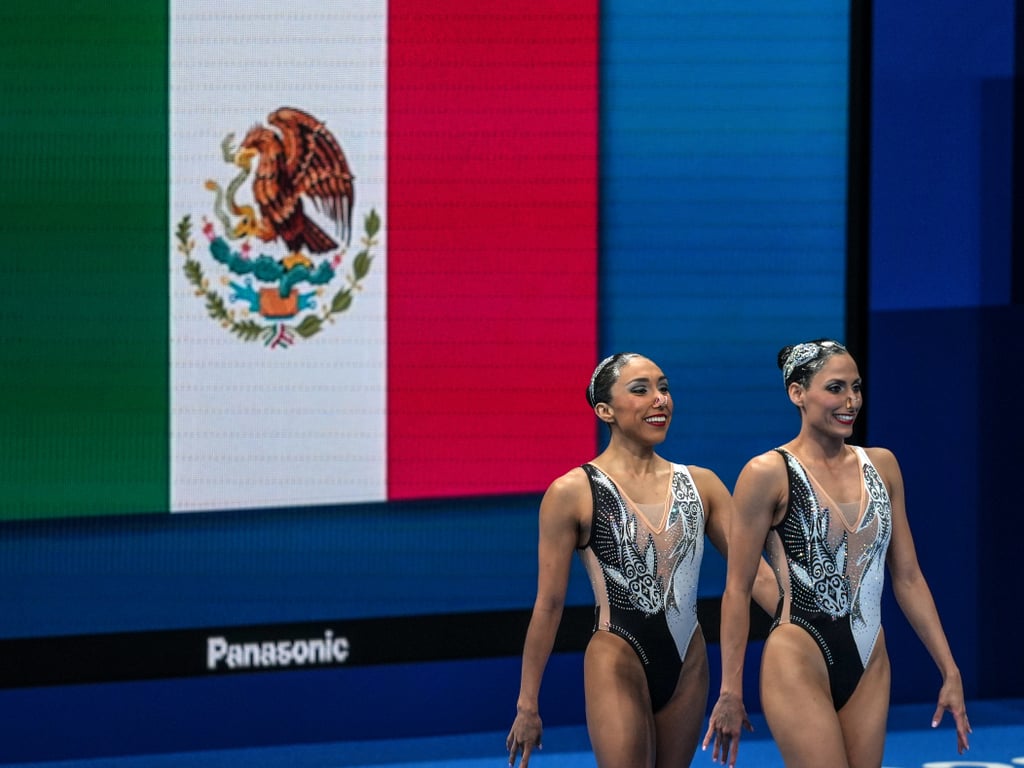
[838,631,891,768]
[653,629,709,768]
[584,632,656,768]
[760,625,850,768]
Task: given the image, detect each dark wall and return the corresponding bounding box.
[868,0,1022,702]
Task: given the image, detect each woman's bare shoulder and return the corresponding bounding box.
[742,449,787,477]
[862,446,902,487]
[685,464,728,492]
[863,445,898,466]
[543,465,591,503]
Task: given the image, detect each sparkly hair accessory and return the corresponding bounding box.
[782,340,846,384]
[587,354,618,407]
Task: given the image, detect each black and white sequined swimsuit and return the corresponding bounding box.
[579,463,705,712]
[766,447,892,709]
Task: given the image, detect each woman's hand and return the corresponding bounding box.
[932,674,971,754]
[703,691,753,766]
[506,708,543,767]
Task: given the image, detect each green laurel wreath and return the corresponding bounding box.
[174,209,379,344]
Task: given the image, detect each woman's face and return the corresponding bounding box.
[793,353,862,438]
[605,356,672,442]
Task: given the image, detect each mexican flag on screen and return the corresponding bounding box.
[169,0,598,512]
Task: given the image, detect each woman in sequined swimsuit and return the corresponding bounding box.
[506,353,776,768]
[704,339,972,767]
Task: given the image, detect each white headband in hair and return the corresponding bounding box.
[587,354,619,406]
[782,340,846,384]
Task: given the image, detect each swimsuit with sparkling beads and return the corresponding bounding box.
[765,446,892,709]
[579,463,705,712]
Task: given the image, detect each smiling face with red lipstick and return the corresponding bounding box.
[788,352,862,441]
[592,355,672,444]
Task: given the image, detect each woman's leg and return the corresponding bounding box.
[838,630,891,768]
[584,631,656,768]
[760,625,851,768]
[653,629,710,768]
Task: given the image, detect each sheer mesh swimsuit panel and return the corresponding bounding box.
[579,463,705,712]
[765,447,892,709]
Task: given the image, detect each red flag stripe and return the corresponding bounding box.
[387,1,599,499]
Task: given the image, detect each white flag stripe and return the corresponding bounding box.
[170,2,388,512]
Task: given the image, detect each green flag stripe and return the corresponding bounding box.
[0,1,169,520]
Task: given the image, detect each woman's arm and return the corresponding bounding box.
[506,470,586,767]
[699,466,779,617]
[704,452,783,766]
[872,447,972,755]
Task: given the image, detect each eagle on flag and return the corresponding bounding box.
[235,107,355,263]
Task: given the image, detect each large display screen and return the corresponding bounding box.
[2,0,598,521]
[0,0,852,687]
